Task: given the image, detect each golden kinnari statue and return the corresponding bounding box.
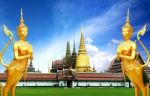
[117,9,149,96]
[0,9,33,96]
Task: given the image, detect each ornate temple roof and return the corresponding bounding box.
[0,73,57,81]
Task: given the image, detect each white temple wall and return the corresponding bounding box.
[0,81,126,87]
[72,81,125,87]
[1,81,58,87]
[59,81,67,87]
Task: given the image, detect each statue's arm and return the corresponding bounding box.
[13,42,30,60]
[117,44,125,77]
[120,43,136,60]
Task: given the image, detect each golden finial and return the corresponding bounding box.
[20,8,24,24]
[79,24,87,54]
[126,8,130,23]
[81,24,84,38]
[122,8,133,33]
[17,8,28,33]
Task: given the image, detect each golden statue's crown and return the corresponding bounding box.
[122,9,133,33]
[17,9,28,33]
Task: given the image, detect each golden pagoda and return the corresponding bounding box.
[75,25,91,72]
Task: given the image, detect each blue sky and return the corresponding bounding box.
[0,0,150,73]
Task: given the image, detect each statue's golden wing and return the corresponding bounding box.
[3,24,13,40]
[136,24,150,67]
[0,25,14,68]
[137,24,147,40]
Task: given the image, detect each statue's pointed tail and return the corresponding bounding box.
[0,83,2,96]
[147,84,149,96]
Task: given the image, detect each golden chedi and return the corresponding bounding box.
[75,25,91,72]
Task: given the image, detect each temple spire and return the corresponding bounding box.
[73,39,76,54]
[75,25,91,72]
[126,8,130,23]
[122,8,133,33]
[66,41,71,56]
[17,8,28,32]
[20,8,24,24]
[79,25,87,54]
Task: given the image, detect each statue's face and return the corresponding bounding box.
[122,27,132,40]
[20,28,28,37]
[18,28,28,38]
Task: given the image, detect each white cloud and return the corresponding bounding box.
[86,43,99,57]
[89,51,115,72]
[86,37,93,44]
[107,38,121,48]
[33,38,69,73]
[82,1,131,36]
[86,37,116,72]
[111,39,121,44]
